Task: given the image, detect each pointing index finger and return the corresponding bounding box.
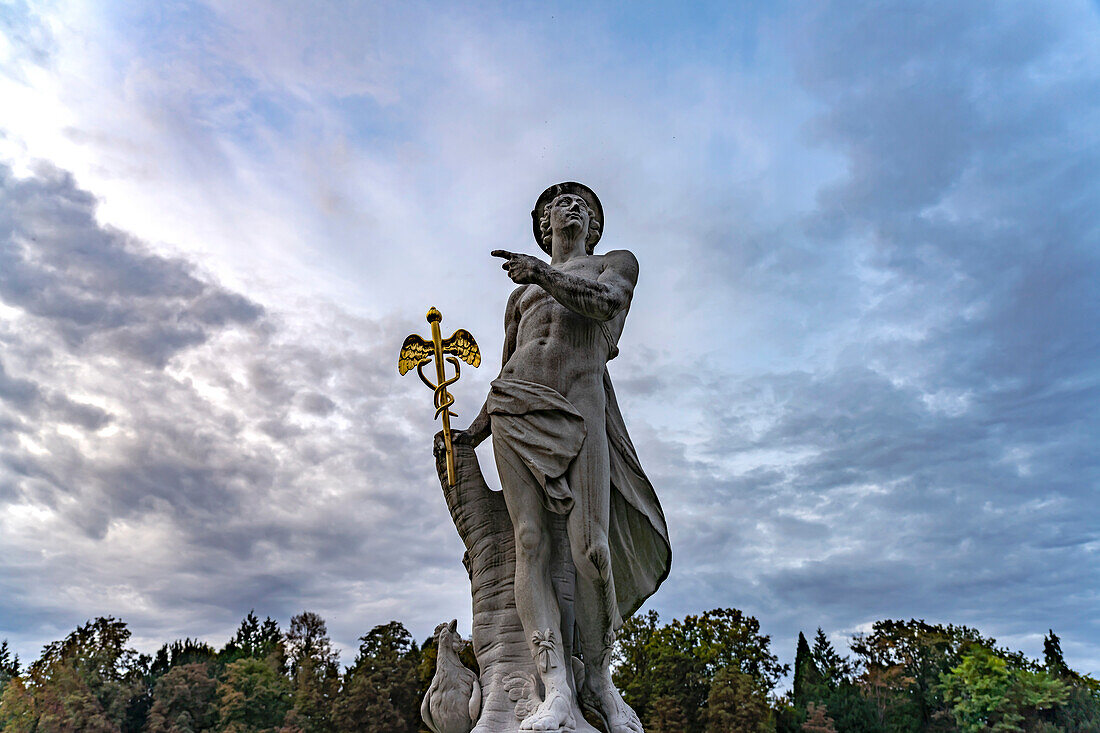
[491,250,516,260]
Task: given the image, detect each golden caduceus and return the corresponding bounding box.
[398,307,481,486]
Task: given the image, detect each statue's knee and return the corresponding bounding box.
[514,523,545,558]
[575,539,612,581]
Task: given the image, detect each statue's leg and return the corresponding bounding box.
[494,435,576,732]
[567,413,642,733]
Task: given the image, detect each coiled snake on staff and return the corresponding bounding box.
[398,307,481,485]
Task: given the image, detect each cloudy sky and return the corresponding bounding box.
[1,0,1098,676]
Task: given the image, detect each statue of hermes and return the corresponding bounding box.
[455,182,671,733]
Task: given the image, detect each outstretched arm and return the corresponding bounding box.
[491,249,638,322]
[459,286,522,446]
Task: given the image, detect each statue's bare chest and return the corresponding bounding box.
[516,258,603,317]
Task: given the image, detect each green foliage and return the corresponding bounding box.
[332,621,421,733]
[794,629,882,733]
[32,617,146,689]
[0,675,36,732]
[1037,630,1100,731]
[647,694,688,733]
[613,607,786,733]
[150,640,216,678]
[793,632,817,711]
[3,609,1098,733]
[1052,675,1100,732]
[774,693,803,733]
[811,629,853,687]
[283,613,339,733]
[216,656,292,732]
[4,617,150,733]
[940,646,1067,732]
[354,621,417,662]
[850,618,1006,732]
[219,612,284,670]
[0,641,19,697]
[284,613,337,678]
[814,682,883,733]
[144,662,218,732]
[1043,630,1070,680]
[706,666,772,733]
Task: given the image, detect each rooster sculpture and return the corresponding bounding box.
[421,619,481,733]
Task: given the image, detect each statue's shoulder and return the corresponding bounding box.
[601,248,638,264]
[599,249,639,283]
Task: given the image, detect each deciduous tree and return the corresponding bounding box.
[612,608,785,733]
[0,675,38,732]
[646,694,687,733]
[21,617,148,733]
[851,619,1003,732]
[940,646,1066,733]
[144,662,217,733]
[706,667,771,733]
[216,656,293,732]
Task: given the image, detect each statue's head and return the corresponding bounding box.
[434,618,463,654]
[531,182,603,255]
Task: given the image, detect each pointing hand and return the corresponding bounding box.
[491,250,549,285]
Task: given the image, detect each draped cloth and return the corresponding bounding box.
[487,374,672,620]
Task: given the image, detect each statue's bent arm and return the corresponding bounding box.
[540,249,639,322]
[462,286,523,446]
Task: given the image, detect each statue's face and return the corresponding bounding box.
[549,193,590,239]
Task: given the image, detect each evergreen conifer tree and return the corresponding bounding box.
[1043,629,1073,679]
[810,628,849,688]
[0,640,19,695]
[793,632,816,709]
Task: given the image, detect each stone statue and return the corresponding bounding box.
[427,182,670,733]
[423,620,482,733]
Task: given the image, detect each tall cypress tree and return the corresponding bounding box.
[793,631,814,709]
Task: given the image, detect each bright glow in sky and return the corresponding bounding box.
[1,0,1098,675]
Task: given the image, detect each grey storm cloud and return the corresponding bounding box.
[0,162,471,659]
[620,0,1100,670]
[0,359,110,433]
[0,164,264,367]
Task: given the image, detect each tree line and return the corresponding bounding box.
[0,608,1096,732]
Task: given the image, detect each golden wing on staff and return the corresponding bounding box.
[398,334,434,375]
[441,329,481,368]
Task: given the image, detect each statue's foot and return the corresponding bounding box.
[581,676,642,733]
[520,688,576,732]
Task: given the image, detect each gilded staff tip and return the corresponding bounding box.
[426,306,442,323]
